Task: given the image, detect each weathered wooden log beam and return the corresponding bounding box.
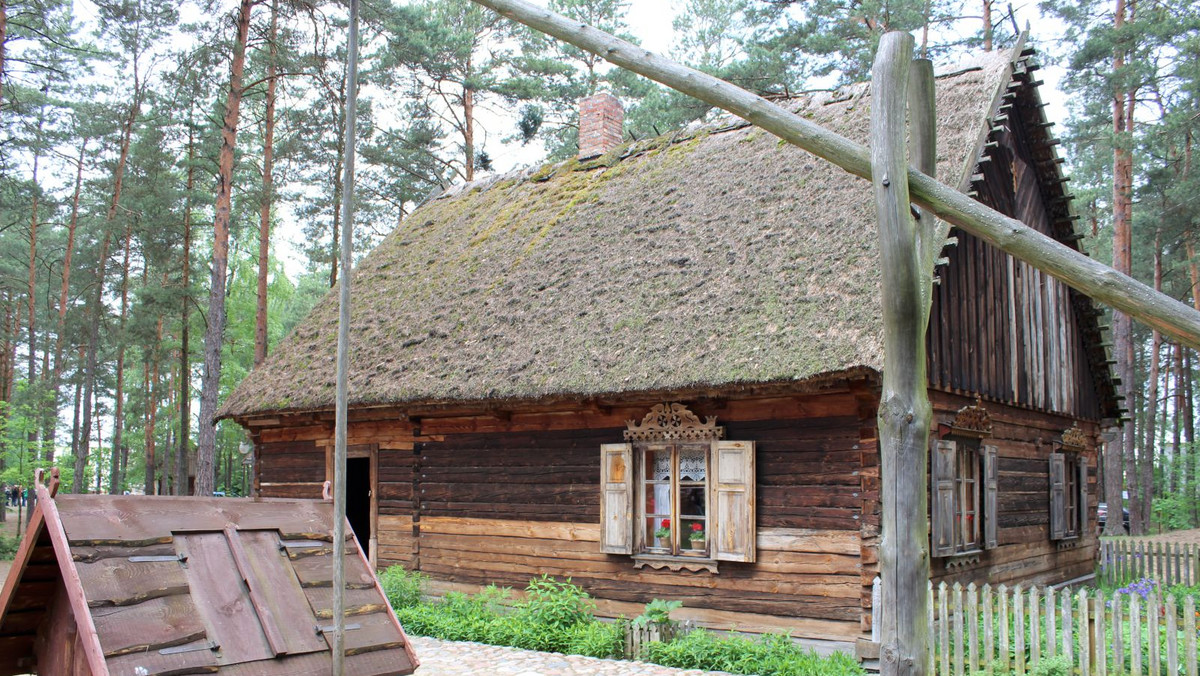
[873,33,931,676]
[467,0,1200,350]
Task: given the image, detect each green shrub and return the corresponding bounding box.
[389,576,622,659]
[378,566,428,609]
[631,599,682,629]
[515,575,596,629]
[0,534,18,560]
[641,629,866,676]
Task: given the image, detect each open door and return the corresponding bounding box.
[346,456,372,558]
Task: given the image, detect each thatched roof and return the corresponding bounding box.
[221,51,1026,420]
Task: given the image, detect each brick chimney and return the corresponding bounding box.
[578,92,624,159]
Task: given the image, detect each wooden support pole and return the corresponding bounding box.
[466,0,1200,350]
[873,33,932,676]
[333,0,361,671]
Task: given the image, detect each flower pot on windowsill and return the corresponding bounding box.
[689,538,706,551]
[655,537,670,549]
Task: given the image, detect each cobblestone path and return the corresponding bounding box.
[409,637,736,676]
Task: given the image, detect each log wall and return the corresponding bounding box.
[248,384,1099,641]
[924,390,1099,589]
[252,390,873,640]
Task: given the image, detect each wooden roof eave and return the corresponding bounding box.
[229,367,884,427]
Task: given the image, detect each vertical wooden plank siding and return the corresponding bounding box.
[926,73,1108,421]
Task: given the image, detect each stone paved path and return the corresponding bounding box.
[409,637,736,676]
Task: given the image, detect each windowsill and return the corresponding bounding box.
[633,553,718,573]
[1055,536,1080,550]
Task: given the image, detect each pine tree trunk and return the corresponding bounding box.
[26,107,47,464]
[0,0,7,111]
[76,75,141,493]
[1174,343,1184,492]
[464,81,475,181]
[982,0,992,50]
[1109,0,1137,534]
[177,125,195,496]
[197,0,254,497]
[145,301,162,494]
[109,222,132,494]
[76,231,111,494]
[254,0,278,367]
[328,72,346,288]
[46,138,87,462]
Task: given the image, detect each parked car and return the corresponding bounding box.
[1098,502,1130,533]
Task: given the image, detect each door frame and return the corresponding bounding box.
[325,443,379,568]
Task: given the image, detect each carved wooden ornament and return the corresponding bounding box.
[1061,425,1087,450]
[949,396,992,436]
[624,403,725,441]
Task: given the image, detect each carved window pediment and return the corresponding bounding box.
[624,403,725,441]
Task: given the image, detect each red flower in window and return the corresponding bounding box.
[661,518,671,529]
[691,523,703,532]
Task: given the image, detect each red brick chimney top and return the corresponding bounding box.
[578,92,624,159]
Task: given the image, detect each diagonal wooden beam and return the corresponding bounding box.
[467,0,1200,350]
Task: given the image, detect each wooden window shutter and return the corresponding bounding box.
[600,443,633,554]
[932,439,957,558]
[713,440,756,563]
[1077,456,1089,535]
[1049,452,1066,540]
[982,444,999,549]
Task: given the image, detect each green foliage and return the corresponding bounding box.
[641,629,865,676]
[631,599,682,628]
[972,655,1072,676]
[515,574,596,629]
[388,574,623,659]
[0,535,20,561]
[378,566,428,609]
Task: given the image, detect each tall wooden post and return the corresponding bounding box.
[332,0,361,671]
[872,32,934,676]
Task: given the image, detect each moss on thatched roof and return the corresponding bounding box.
[221,53,1018,419]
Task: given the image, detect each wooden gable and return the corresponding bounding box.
[928,54,1116,421]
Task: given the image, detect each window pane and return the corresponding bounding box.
[681,486,705,517]
[682,517,706,553]
[647,517,671,549]
[648,449,671,481]
[680,448,706,482]
[644,482,671,516]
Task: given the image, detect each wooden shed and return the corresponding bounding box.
[219,45,1119,644]
[0,469,418,676]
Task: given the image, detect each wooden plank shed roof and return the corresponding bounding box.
[0,470,418,676]
[218,46,1115,423]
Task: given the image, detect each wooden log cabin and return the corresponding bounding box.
[219,45,1119,644]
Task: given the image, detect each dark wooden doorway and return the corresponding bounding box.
[346,456,372,555]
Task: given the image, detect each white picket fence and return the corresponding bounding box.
[925,581,1198,676]
[1099,539,1200,587]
